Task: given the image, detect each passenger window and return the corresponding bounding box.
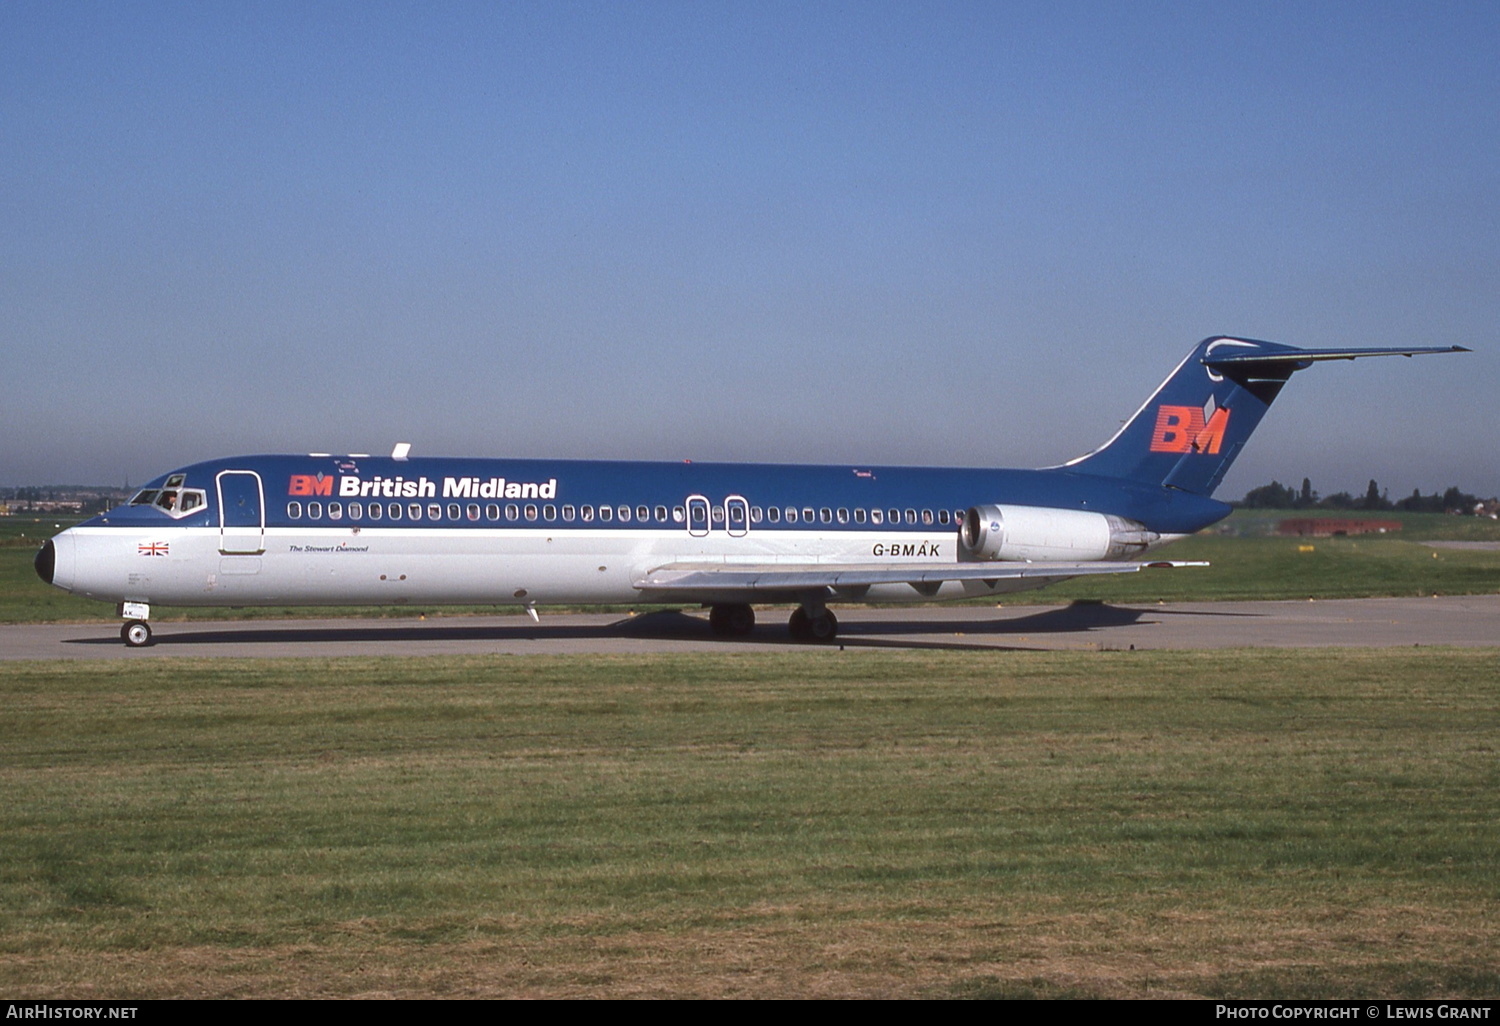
[871,509,882,525]
[525,504,538,521]
[486,504,500,520]
[581,505,595,522]
[655,505,668,522]
[888,509,900,524]
[617,505,630,522]
[388,503,401,520]
[837,508,849,524]
[287,502,302,519]
[506,503,519,520]
[543,504,556,520]
[767,506,780,523]
[636,505,650,521]
[562,504,576,521]
[785,507,798,523]
[368,503,382,520]
[308,502,322,519]
[819,508,832,523]
[802,508,815,522]
[711,506,724,524]
[922,509,933,525]
[408,503,422,520]
[938,509,949,525]
[600,506,613,522]
[854,508,866,523]
[750,506,762,523]
[467,504,480,521]
[672,506,685,523]
[905,509,917,524]
[348,502,362,520]
[447,504,461,520]
[328,502,343,521]
[428,504,441,520]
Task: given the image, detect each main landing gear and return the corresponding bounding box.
[787,606,838,642]
[708,603,756,637]
[121,621,153,647]
[708,602,839,642]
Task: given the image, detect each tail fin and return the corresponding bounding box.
[1058,336,1466,497]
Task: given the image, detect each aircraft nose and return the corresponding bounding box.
[35,539,55,584]
[36,531,75,591]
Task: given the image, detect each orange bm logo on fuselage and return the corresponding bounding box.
[1149,405,1230,454]
[288,474,333,496]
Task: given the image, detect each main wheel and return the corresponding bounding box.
[709,603,756,636]
[806,609,838,642]
[121,621,153,648]
[789,608,838,642]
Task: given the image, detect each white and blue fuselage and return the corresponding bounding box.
[36,337,1464,644]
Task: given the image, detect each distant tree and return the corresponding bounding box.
[1322,491,1356,510]
[1299,478,1315,507]
[1361,480,1392,511]
[1240,480,1298,508]
[1443,486,1479,512]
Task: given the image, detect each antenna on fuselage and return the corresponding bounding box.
[392,442,411,461]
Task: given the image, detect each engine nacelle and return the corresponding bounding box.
[959,504,1158,562]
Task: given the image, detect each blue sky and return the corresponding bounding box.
[4,1,1496,499]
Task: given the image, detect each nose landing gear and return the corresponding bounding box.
[118,601,154,647]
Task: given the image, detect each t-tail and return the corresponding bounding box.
[1059,336,1467,497]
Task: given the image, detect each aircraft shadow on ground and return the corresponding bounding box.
[58,601,1258,653]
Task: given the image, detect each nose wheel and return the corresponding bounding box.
[121,621,153,648]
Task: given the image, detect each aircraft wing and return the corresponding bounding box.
[634,560,1205,599]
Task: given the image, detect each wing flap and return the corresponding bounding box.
[634,560,1205,595]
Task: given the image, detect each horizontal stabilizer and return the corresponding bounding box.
[1203,345,1468,368]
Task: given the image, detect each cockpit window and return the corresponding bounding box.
[164,474,186,489]
[135,483,207,518]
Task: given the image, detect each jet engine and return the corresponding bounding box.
[959,504,1158,562]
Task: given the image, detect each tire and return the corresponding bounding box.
[709,603,756,636]
[121,621,153,648]
[806,610,838,642]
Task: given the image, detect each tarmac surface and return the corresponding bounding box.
[2,595,1498,658]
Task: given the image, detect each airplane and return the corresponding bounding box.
[35,336,1464,646]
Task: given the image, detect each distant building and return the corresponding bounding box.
[1277,518,1402,537]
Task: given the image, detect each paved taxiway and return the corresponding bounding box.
[2,595,1497,658]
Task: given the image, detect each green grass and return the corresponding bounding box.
[2,649,1497,997]
[1047,532,1500,603]
[4,510,1497,624]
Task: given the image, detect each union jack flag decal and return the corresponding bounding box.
[138,542,169,556]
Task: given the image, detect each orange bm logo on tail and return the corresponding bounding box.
[1149,404,1230,454]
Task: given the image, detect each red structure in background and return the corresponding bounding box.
[1277,518,1402,536]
